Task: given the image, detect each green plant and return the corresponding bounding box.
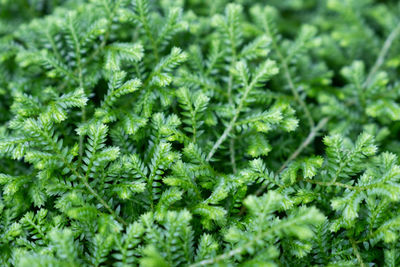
[1,0,400,266]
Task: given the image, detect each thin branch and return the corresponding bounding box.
[279,117,329,172]
[254,117,328,197]
[230,138,237,174]
[206,113,237,162]
[226,24,238,173]
[350,237,366,267]
[227,61,237,173]
[266,20,315,128]
[56,0,121,92]
[206,76,253,161]
[73,168,127,226]
[86,0,122,64]
[42,130,127,226]
[364,22,400,88]
[69,17,85,160]
[190,247,243,267]
[280,58,315,128]
[304,179,361,190]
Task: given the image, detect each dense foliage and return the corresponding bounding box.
[1,0,400,266]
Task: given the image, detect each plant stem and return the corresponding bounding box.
[206,79,252,161]
[266,20,315,129]
[304,179,361,190]
[279,117,329,172]
[255,117,328,197]
[227,69,237,173]
[230,138,237,174]
[43,130,127,226]
[350,237,366,267]
[364,22,400,88]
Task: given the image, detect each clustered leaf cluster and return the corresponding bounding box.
[1,0,400,266]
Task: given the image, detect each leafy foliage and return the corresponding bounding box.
[1,0,400,266]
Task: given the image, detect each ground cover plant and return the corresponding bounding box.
[1,0,400,266]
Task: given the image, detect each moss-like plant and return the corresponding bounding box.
[1,0,400,266]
